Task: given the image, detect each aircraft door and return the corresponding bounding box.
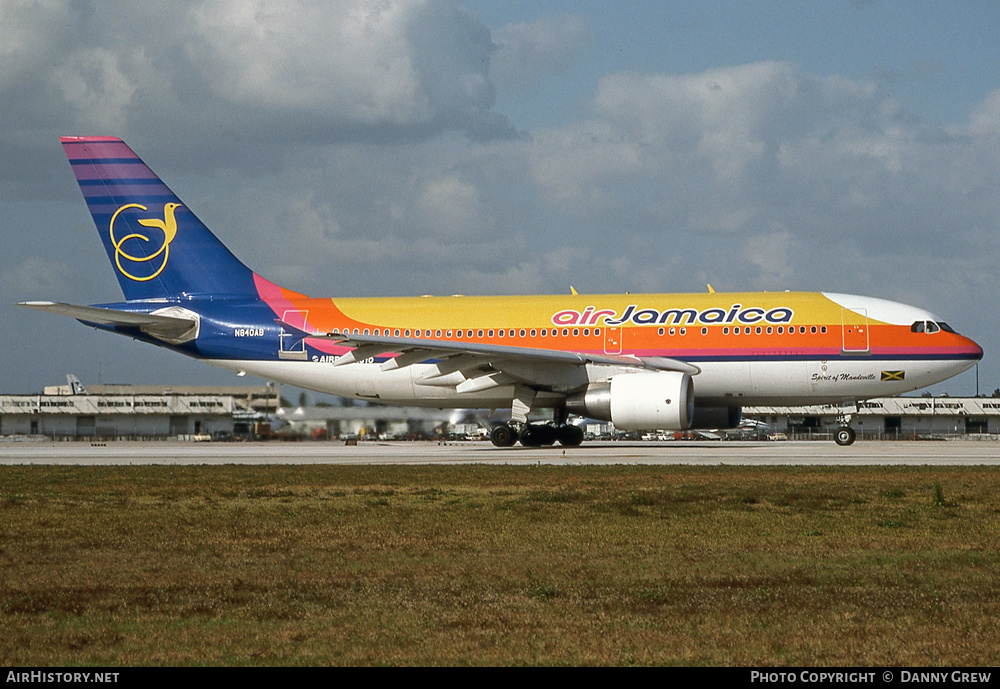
[841,308,870,354]
[604,325,623,355]
[279,310,309,360]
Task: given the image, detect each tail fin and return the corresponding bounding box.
[61,136,258,301]
[67,374,89,395]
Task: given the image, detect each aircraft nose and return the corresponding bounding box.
[956,334,984,362]
[968,337,984,361]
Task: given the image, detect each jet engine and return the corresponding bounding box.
[566,371,694,430]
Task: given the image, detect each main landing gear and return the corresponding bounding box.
[490,423,584,448]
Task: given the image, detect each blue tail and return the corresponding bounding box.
[61,136,258,301]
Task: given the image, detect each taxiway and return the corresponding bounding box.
[1,440,998,465]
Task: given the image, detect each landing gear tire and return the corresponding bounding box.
[519,425,543,447]
[557,425,584,447]
[520,424,558,447]
[490,424,518,448]
[834,426,857,446]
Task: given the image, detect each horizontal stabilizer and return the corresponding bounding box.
[19,301,199,344]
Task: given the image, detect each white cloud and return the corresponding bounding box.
[187,1,430,121]
[52,47,153,133]
[968,88,1000,139]
[0,0,510,162]
[490,15,588,94]
[415,175,491,240]
[0,0,76,86]
[184,0,504,137]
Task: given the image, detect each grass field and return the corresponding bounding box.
[2,464,999,666]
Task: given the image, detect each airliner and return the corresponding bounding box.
[20,137,983,447]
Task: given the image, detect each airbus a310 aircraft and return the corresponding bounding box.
[21,137,983,447]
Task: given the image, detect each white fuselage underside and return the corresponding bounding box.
[205,357,976,409]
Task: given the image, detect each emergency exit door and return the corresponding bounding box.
[841,308,869,353]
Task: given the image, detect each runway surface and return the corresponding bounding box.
[1,439,999,465]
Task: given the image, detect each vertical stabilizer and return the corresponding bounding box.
[61,136,258,301]
[67,374,89,395]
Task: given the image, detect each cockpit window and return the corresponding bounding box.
[911,320,952,334]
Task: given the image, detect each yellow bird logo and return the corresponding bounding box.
[109,203,181,281]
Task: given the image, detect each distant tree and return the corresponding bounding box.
[298,392,309,407]
[992,388,1000,398]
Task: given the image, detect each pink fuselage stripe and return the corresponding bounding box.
[253,275,349,356]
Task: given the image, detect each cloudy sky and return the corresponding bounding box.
[2,0,998,397]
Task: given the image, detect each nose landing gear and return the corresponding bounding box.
[834,406,858,445]
[834,426,857,446]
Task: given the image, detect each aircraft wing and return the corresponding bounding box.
[302,329,700,395]
[19,301,199,343]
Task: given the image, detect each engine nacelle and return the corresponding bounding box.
[567,371,694,431]
[689,405,742,430]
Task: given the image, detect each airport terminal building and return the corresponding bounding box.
[744,397,1000,439]
[0,384,279,440]
[1,379,998,441]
